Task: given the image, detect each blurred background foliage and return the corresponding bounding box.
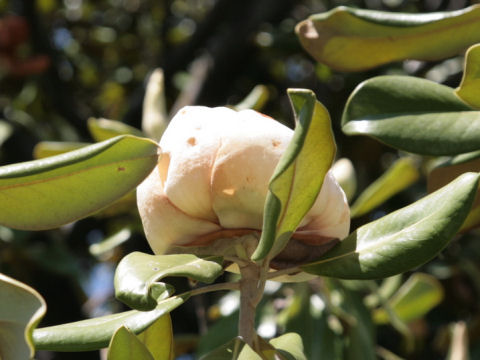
[1,0,479,359]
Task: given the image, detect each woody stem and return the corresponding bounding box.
[238,260,267,348]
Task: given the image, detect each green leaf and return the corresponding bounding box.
[0,135,158,230]
[88,117,144,142]
[33,294,186,351]
[427,150,480,231]
[270,333,307,360]
[456,44,480,109]
[252,89,336,261]
[296,5,480,72]
[0,273,46,360]
[301,172,480,279]
[373,273,443,324]
[199,337,260,360]
[341,76,480,156]
[233,85,270,111]
[142,68,168,141]
[136,314,174,360]
[107,326,154,360]
[89,228,132,258]
[351,157,420,218]
[33,141,90,159]
[114,252,223,311]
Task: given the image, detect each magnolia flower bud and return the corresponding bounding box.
[137,106,350,255]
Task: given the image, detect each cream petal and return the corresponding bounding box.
[136,167,221,254]
[159,106,235,221]
[296,171,350,243]
[211,110,292,229]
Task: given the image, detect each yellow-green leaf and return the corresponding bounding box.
[108,326,154,360]
[0,273,46,360]
[136,315,174,360]
[0,135,158,230]
[351,157,420,218]
[296,5,480,72]
[33,141,89,159]
[233,85,270,112]
[373,273,444,324]
[252,89,336,261]
[88,117,144,142]
[456,44,480,109]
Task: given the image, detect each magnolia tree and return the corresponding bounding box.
[2,4,480,360]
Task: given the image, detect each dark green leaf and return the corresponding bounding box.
[302,172,480,279]
[342,76,480,156]
[33,294,186,351]
[114,252,223,311]
[252,89,336,261]
[0,135,158,230]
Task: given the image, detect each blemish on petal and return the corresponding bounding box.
[187,137,197,146]
[222,188,236,196]
[272,140,280,147]
[117,167,125,171]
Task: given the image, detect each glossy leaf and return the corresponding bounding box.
[114,252,223,311]
[33,293,187,351]
[233,85,270,111]
[107,326,154,360]
[456,44,480,109]
[374,273,443,324]
[0,135,158,230]
[296,5,480,72]
[33,141,89,159]
[302,172,480,279]
[351,157,419,218]
[0,273,46,360]
[136,314,174,360]
[88,117,144,142]
[252,89,336,261]
[427,150,480,231]
[342,76,480,156]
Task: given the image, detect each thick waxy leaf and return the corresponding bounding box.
[33,141,89,159]
[301,172,480,279]
[342,76,480,156]
[456,44,480,109]
[0,135,158,230]
[428,150,480,231]
[136,314,174,360]
[0,273,46,360]
[351,157,419,218]
[114,252,223,311]
[107,326,153,360]
[252,89,336,261]
[296,5,480,72]
[88,118,144,142]
[374,273,443,324]
[33,294,186,351]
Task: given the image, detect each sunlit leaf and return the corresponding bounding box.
[0,273,46,360]
[114,252,223,311]
[0,135,158,230]
[351,157,419,218]
[456,44,480,109]
[0,120,13,147]
[296,5,480,72]
[342,76,480,156]
[136,314,174,360]
[233,85,270,112]
[302,173,480,279]
[88,118,144,142]
[252,89,336,261]
[107,326,154,360]
[89,228,132,258]
[33,141,89,159]
[199,337,260,360]
[373,273,443,324]
[33,294,186,351]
